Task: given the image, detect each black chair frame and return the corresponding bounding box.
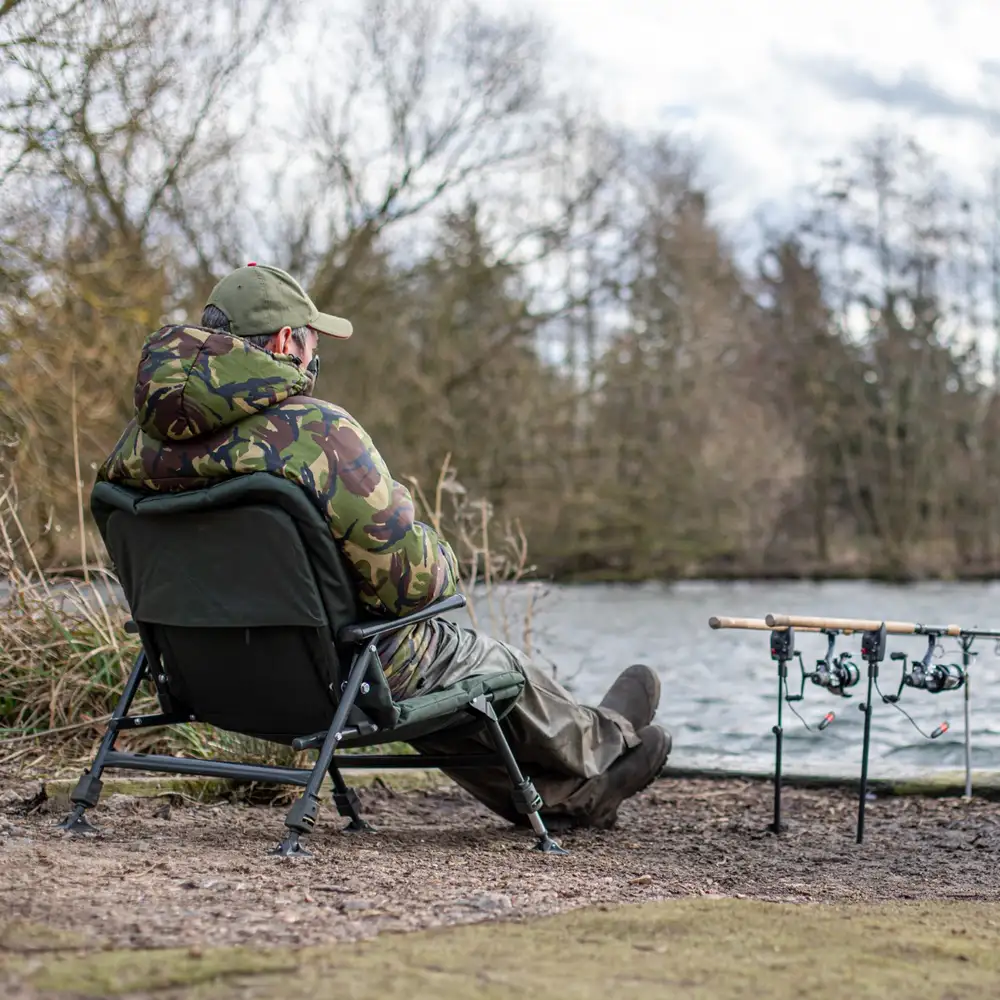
[57,479,566,858]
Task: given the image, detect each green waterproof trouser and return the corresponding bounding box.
[409,621,642,821]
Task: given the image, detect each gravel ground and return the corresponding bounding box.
[3,771,1000,952]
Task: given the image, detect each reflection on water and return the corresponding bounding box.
[456,579,1000,779]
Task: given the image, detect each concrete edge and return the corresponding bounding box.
[659,765,1000,800]
[37,768,450,809]
[31,764,1000,810]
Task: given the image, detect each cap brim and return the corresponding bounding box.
[309,312,353,339]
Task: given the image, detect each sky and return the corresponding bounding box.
[510,0,1000,243]
[241,0,1000,313]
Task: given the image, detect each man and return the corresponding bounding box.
[99,262,671,828]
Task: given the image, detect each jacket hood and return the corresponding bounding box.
[133,325,313,442]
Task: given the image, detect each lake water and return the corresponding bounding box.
[456,579,1000,781]
[32,576,1000,781]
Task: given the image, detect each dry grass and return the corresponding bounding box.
[0,472,319,774]
[0,484,149,769]
[0,456,532,773]
[406,453,553,657]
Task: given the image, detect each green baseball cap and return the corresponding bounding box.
[205,262,353,340]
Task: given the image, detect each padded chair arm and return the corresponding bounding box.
[338,593,467,645]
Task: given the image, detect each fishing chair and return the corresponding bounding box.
[57,472,565,857]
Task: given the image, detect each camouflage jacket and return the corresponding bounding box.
[98,324,460,697]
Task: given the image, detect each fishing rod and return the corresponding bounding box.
[765,614,963,637]
[710,616,860,834]
[766,613,1000,841]
[709,616,847,633]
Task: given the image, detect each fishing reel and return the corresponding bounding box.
[875,632,959,741]
[885,634,966,700]
[772,629,850,730]
[786,630,860,701]
[807,634,861,698]
[904,660,965,693]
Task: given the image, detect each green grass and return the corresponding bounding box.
[4,898,999,999]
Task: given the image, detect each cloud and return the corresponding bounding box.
[780,54,993,127]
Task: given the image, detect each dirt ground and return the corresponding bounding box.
[3,769,1000,956]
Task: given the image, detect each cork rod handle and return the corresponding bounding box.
[765,614,960,637]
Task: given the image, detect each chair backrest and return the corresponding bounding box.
[91,473,390,743]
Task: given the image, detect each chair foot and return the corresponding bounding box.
[524,806,568,854]
[332,786,366,821]
[332,780,373,832]
[534,834,568,855]
[343,817,375,833]
[475,704,570,856]
[271,832,312,858]
[57,805,99,836]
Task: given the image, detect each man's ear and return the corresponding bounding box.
[271,326,293,354]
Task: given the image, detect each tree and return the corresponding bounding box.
[0,0,289,561]
[269,0,554,314]
[793,132,990,577]
[756,236,849,565]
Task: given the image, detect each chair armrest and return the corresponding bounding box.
[338,593,467,645]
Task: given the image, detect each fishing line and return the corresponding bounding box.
[874,677,947,740]
[782,675,815,732]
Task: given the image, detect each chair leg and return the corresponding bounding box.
[470,696,568,855]
[330,764,374,832]
[58,650,149,836]
[272,645,375,858]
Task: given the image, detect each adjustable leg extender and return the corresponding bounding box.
[272,644,378,857]
[58,649,151,836]
[330,766,374,833]
[468,696,568,855]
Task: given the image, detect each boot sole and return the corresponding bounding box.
[599,664,662,729]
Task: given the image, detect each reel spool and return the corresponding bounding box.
[905,660,965,694]
[809,653,861,697]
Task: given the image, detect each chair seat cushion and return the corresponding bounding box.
[338,669,525,748]
[396,670,525,725]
